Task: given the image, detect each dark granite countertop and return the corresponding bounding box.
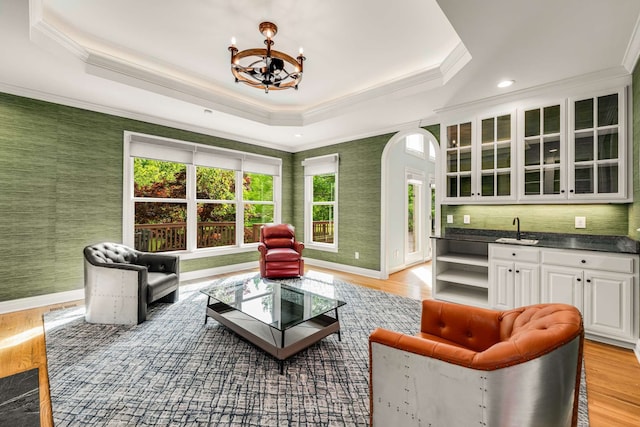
[434,228,640,254]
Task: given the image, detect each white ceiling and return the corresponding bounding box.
[1,0,640,152]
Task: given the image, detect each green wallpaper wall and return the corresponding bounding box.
[0,92,292,302]
[292,134,393,271]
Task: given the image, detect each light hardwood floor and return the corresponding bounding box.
[1,262,639,426]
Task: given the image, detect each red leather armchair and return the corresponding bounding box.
[258,224,304,278]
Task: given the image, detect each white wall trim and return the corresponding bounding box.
[635,339,640,365]
[623,13,640,73]
[304,258,383,279]
[0,289,84,315]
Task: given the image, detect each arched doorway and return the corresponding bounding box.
[380,128,439,278]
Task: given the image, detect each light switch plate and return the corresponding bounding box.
[463,215,471,224]
[447,215,453,224]
[575,216,586,228]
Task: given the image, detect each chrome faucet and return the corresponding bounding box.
[513,217,521,240]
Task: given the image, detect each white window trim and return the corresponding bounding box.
[123,131,282,259]
[302,154,339,252]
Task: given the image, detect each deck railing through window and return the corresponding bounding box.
[134,221,334,252]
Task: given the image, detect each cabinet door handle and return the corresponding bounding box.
[508,269,512,272]
[576,278,582,282]
[512,253,516,256]
[581,259,586,264]
[515,270,520,273]
[586,279,591,283]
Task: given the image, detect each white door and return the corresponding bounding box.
[405,174,424,265]
[583,271,634,341]
[541,266,583,311]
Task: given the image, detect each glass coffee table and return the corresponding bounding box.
[201,275,346,374]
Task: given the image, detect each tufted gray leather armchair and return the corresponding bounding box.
[83,242,180,325]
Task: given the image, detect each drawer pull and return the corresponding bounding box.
[512,253,516,256]
[581,259,586,264]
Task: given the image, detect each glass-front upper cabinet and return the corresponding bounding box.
[568,89,627,200]
[478,112,516,200]
[443,121,473,201]
[519,103,566,200]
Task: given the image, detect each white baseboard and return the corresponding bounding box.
[179,261,259,282]
[0,289,85,314]
[635,339,640,365]
[304,258,384,279]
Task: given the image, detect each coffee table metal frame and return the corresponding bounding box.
[202,278,345,374]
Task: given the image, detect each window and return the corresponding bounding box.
[405,134,425,158]
[124,132,281,256]
[303,154,339,251]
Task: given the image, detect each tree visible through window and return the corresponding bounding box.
[311,174,336,244]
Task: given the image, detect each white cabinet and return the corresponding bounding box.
[568,88,628,200]
[433,239,489,307]
[489,244,540,310]
[541,248,638,346]
[441,87,630,205]
[442,113,516,203]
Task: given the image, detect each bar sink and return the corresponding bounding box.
[495,237,539,245]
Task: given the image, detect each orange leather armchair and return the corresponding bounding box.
[258,224,304,278]
[369,300,584,427]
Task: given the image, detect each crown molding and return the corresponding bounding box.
[623,13,640,73]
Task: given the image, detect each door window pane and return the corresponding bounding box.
[447,125,458,148]
[524,139,541,166]
[460,175,472,197]
[574,166,594,194]
[575,98,594,130]
[597,94,618,126]
[543,105,561,134]
[496,144,510,168]
[459,148,472,172]
[543,167,561,194]
[524,171,540,195]
[525,109,540,137]
[481,118,494,144]
[459,122,472,147]
[447,176,457,198]
[496,115,510,141]
[597,129,618,160]
[496,172,510,196]
[481,174,494,197]
[598,165,618,193]
[543,137,561,165]
[574,132,594,162]
[447,151,458,173]
[481,146,494,170]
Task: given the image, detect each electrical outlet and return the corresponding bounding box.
[355,252,359,259]
[447,215,454,224]
[463,215,471,224]
[575,216,586,228]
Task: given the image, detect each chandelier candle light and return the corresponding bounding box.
[229,21,305,93]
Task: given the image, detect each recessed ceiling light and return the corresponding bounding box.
[497,79,515,88]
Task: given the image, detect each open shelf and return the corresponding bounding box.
[433,239,490,307]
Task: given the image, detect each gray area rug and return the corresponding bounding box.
[45,272,589,426]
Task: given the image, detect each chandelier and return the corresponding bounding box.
[228,21,305,93]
